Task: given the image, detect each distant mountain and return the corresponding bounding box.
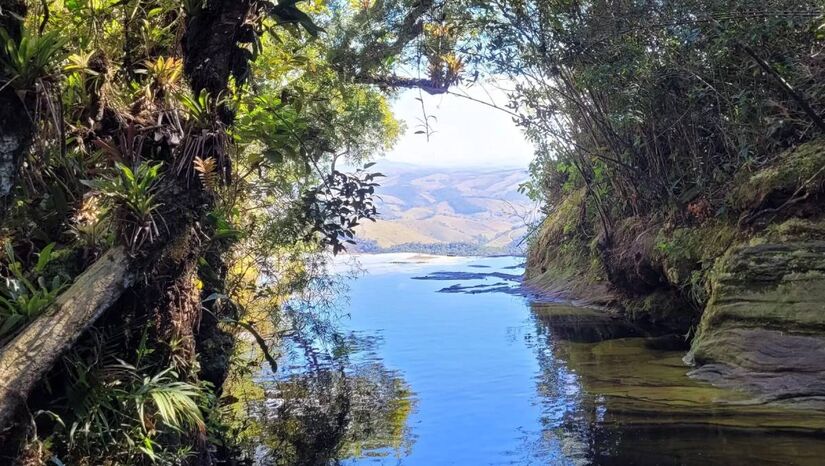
[353,161,536,255]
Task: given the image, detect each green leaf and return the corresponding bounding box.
[34,243,56,274]
[116,163,136,184]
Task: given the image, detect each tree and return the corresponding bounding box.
[0,0,442,462]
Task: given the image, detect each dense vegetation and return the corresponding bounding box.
[1,0,824,463]
[0,0,451,463]
[496,1,825,330]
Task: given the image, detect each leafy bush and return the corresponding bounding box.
[0,243,67,344]
[483,0,825,224]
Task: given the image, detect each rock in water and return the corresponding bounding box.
[686,240,825,406]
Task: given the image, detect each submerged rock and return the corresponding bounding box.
[411,270,522,281]
[687,240,825,405]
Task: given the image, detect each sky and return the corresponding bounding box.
[382,83,535,169]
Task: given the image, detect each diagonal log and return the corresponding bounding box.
[0,246,134,428]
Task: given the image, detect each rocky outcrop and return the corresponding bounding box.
[526,139,825,405]
[686,240,825,405]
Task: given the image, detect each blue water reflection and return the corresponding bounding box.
[332,254,825,466]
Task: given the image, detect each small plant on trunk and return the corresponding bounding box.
[82,162,165,253]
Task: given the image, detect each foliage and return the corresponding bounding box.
[70,193,111,252]
[142,56,184,96]
[473,0,825,323]
[300,164,382,254]
[0,0,421,462]
[37,327,210,465]
[82,162,164,251]
[0,243,67,344]
[0,26,67,88]
[474,0,825,224]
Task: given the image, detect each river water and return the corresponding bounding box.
[285,254,825,465]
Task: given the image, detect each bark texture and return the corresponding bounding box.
[0,247,133,428]
[0,0,34,209]
[182,0,252,98]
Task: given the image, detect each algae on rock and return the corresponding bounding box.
[686,239,825,405]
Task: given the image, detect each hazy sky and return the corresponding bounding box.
[383,84,535,169]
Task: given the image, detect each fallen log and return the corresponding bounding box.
[0,246,134,428]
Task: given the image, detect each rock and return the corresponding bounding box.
[686,240,825,405]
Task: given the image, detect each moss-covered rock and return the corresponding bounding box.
[758,217,825,243]
[653,221,739,305]
[622,290,696,333]
[524,188,614,305]
[729,139,825,211]
[686,239,825,403]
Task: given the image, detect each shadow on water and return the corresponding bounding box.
[532,303,825,465]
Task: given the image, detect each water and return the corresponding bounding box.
[322,254,825,465]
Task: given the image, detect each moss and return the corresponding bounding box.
[729,139,825,211]
[698,241,825,332]
[527,189,601,281]
[654,222,738,271]
[622,290,697,333]
[758,217,825,243]
[524,188,614,304]
[652,221,739,305]
[689,239,825,380]
[530,188,586,248]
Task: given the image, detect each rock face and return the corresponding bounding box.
[686,240,825,404]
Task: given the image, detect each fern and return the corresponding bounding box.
[193,156,218,192]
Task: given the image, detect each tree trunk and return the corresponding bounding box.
[0,0,34,212]
[183,0,252,99]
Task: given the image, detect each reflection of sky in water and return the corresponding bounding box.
[277,254,825,465]
[333,255,586,465]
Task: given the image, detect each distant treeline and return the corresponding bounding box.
[352,239,525,257]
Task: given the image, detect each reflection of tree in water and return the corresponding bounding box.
[250,360,415,465]
[523,304,600,465]
[339,362,415,460]
[217,254,415,465]
[525,302,686,464]
[527,303,825,466]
